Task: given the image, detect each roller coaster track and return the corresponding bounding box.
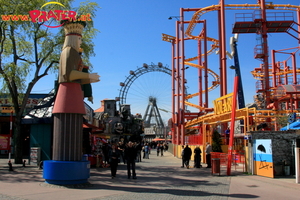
[251,69,300,80]
[184,3,300,59]
[164,2,300,112]
[184,62,220,100]
[186,3,300,39]
[184,101,206,110]
[161,34,219,57]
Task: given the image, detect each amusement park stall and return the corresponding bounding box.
[0,93,47,156]
[22,90,97,164]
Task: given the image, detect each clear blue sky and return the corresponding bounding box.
[32,0,300,122]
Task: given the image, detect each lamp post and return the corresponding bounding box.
[168,16,180,20]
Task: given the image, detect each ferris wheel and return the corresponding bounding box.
[118,62,172,125]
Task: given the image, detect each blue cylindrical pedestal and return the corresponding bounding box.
[43,160,90,185]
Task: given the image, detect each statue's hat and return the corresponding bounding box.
[61,20,86,36]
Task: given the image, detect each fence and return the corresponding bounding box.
[211,150,245,172]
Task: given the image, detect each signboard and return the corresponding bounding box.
[84,103,94,124]
[1,107,14,113]
[0,94,47,116]
[213,93,234,115]
[30,147,41,165]
[0,135,9,150]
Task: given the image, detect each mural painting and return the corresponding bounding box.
[253,139,274,178]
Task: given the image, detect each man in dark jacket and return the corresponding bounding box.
[124,141,137,179]
[183,144,192,169]
[194,146,202,168]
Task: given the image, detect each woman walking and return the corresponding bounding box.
[108,144,119,179]
[143,143,150,159]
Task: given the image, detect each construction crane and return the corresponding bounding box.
[229,34,245,109]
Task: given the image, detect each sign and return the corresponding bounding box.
[0,135,9,150]
[1,107,14,113]
[0,94,47,115]
[30,147,41,165]
[84,103,94,124]
[1,1,92,28]
[213,93,234,115]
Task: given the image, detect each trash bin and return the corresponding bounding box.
[212,158,220,175]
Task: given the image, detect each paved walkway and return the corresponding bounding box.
[0,151,300,200]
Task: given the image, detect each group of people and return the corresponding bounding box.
[105,141,169,179]
[106,141,138,179]
[106,141,213,178]
[156,143,165,156]
[181,142,212,169]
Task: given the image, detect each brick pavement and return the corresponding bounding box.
[0,151,299,200]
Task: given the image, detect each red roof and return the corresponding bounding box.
[94,107,104,112]
[83,122,101,130]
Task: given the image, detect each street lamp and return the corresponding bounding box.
[168,16,180,20]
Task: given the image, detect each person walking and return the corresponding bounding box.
[143,143,150,159]
[164,143,168,152]
[194,146,202,168]
[102,142,111,166]
[117,141,126,164]
[136,142,142,162]
[124,141,137,179]
[157,144,160,156]
[160,143,164,156]
[108,144,119,179]
[205,142,212,168]
[183,144,192,169]
[181,145,185,168]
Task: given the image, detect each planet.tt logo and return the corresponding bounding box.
[1,1,91,28]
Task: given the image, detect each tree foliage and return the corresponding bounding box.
[212,130,223,152]
[0,0,99,163]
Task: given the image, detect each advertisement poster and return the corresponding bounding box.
[0,135,9,150]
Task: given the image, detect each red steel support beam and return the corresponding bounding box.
[292,52,297,85]
[227,76,238,176]
[298,8,300,44]
[260,0,271,107]
[180,8,185,145]
[218,8,223,96]
[176,20,180,145]
[204,20,209,107]
[220,0,227,96]
[198,37,203,107]
[171,38,176,145]
[271,50,276,88]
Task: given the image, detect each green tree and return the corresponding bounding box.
[276,114,289,128]
[0,0,99,163]
[212,130,222,152]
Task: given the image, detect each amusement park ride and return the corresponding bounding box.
[162,0,300,147]
[118,62,172,139]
